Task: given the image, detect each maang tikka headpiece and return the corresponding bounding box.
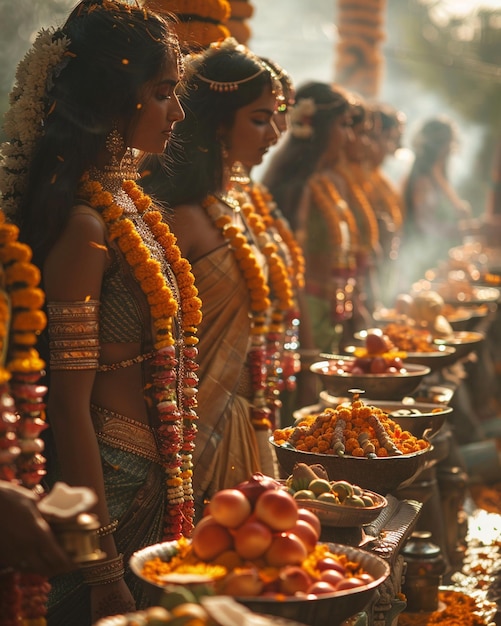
[190,37,275,94]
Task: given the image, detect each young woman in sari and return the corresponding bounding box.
[263,82,372,367]
[141,39,293,519]
[0,1,201,623]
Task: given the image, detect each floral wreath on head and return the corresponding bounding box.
[0,28,71,217]
[289,97,317,139]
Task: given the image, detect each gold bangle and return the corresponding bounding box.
[47,300,100,370]
[96,519,119,537]
[80,553,124,586]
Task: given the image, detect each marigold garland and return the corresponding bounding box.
[308,173,359,260]
[247,182,305,291]
[203,193,296,429]
[334,164,379,251]
[79,173,202,538]
[0,210,49,625]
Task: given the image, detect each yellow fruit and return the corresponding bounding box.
[308,478,332,496]
[293,489,316,500]
[344,495,366,508]
[317,492,340,504]
[330,480,354,501]
[362,495,375,507]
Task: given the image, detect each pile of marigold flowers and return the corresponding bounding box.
[272,398,429,457]
[398,589,495,626]
[141,537,365,593]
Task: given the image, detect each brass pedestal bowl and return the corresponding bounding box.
[310,357,431,401]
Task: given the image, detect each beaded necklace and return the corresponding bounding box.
[79,172,202,538]
[0,211,49,624]
[334,164,379,251]
[202,193,294,429]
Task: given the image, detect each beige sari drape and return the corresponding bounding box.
[191,245,262,515]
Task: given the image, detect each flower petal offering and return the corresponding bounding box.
[273,395,429,458]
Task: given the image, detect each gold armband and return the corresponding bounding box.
[80,553,124,586]
[47,300,100,370]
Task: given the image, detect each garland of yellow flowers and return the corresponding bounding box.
[307,173,361,322]
[144,0,231,51]
[308,173,359,258]
[334,164,379,252]
[244,181,303,404]
[202,193,294,429]
[0,210,49,626]
[78,173,202,539]
[247,181,305,291]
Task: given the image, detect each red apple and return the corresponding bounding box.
[219,568,264,597]
[320,569,345,588]
[297,508,321,537]
[307,581,337,596]
[209,488,251,528]
[254,489,298,531]
[290,519,318,553]
[191,515,233,561]
[336,576,366,590]
[265,532,307,567]
[279,565,313,595]
[233,518,273,560]
[316,557,346,575]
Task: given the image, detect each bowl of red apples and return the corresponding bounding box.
[311,331,431,401]
[131,474,390,626]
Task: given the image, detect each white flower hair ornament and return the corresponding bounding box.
[289,97,317,139]
[0,28,71,217]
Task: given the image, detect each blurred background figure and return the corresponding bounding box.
[399,116,472,289]
[365,102,406,308]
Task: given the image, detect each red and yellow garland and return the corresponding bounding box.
[0,210,49,626]
[334,164,379,252]
[78,173,202,538]
[247,181,305,291]
[308,173,359,259]
[202,193,294,429]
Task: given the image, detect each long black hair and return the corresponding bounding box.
[262,81,351,230]
[403,116,457,226]
[141,39,278,207]
[11,0,180,267]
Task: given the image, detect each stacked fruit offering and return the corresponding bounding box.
[287,463,380,508]
[141,474,376,598]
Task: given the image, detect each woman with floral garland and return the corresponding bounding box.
[229,57,305,425]
[332,96,381,315]
[141,38,290,519]
[364,102,405,307]
[0,1,201,624]
[262,82,370,371]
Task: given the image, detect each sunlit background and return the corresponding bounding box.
[0,0,499,214]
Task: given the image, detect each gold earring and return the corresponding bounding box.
[104,126,125,180]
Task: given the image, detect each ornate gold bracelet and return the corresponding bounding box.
[80,553,124,586]
[47,300,100,370]
[96,519,119,537]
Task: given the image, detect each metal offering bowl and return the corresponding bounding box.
[271,438,432,494]
[310,357,431,401]
[130,540,390,626]
[434,330,485,360]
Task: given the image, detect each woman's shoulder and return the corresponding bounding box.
[66,203,108,242]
